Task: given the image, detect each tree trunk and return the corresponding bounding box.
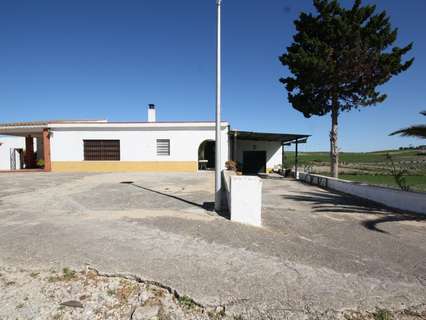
[330,102,339,178]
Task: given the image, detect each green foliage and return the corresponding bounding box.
[177,295,196,310]
[385,153,410,191]
[279,0,413,118]
[373,309,393,320]
[36,159,45,168]
[279,0,413,177]
[48,267,77,282]
[339,175,426,192]
[390,110,426,139]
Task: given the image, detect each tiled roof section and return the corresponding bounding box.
[0,120,107,127]
[0,120,227,127]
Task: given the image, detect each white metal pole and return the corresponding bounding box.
[214,0,222,212]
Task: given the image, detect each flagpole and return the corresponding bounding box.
[214,0,222,212]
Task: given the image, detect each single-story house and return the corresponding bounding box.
[0,105,309,174]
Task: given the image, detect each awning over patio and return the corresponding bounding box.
[229,130,310,144]
[229,130,310,176]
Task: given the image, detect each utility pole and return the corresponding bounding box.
[214,0,222,212]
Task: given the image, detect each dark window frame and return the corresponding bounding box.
[83,140,120,161]
[156,139,170,156]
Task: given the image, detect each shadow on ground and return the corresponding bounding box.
[281,190,426,233]
[120,181,230,219]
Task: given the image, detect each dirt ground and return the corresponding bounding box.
[0,172,425,319]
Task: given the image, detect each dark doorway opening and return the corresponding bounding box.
[243,151,266,175]
[198,140,215,170]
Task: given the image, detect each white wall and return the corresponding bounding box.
[223,170,262,226]
[299,172,426,215]
[235,140,282,169]
[0,136,25,170]
[50,127,229,168]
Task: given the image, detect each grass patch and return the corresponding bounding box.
[373,309,393,320]
[177,295,197,310]
[106,288,116,296]
[48,267,78,283]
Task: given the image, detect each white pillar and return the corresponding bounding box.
[214,0,222,212]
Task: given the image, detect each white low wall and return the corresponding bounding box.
[299,172,426,215]
[223,171,263,226]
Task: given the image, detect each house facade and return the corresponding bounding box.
[0,106,309,174]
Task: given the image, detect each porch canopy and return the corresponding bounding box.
[229,130,309,144]
[0,121,60,171]
[229,130,310,176]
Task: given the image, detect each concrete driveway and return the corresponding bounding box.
[0,172,425,319]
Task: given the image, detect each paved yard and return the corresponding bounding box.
[0,172,425,319]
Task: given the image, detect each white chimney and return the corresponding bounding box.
[148,104,156,122]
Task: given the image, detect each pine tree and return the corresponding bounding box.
[279,0,413,177]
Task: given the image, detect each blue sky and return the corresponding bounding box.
[0,0,425,151]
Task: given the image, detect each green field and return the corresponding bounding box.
[339,175,426,192]
[284,149,423,165]
[284,149,426,192]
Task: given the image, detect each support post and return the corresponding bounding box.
[295,140,299,179]
[214,0,222,212]
[42,129,52,172]
[233,131,237,161]
[281,144,285,175]
[24,135,36,169]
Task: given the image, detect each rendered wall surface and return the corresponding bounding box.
[223,170,263,227]
[234,140,282,170]
[49,127,229,172]
[0,136,25,170]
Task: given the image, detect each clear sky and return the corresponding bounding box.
[1,0,425,152]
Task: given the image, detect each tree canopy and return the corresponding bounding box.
[279,0,414,178]
[279,0,414,118]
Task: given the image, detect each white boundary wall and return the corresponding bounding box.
[299,172,426,215]
[223,170,262,226]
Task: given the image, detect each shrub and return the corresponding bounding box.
[225,160,237,172]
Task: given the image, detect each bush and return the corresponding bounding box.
[36,159,45,168]
[225,160,237,171]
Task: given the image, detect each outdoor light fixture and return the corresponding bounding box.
[214,0,222,212]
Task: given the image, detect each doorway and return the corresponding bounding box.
[198,140,215,170]
[243,151,266,175]
[10,148,24,171]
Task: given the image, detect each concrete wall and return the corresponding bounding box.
[223,170,262,226]
[299,172,426,215]
[0,136,25,170]
[50,126,229,172]
[235,140,282,171]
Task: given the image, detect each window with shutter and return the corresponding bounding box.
[83,140,120,161]
[157,139,170,156]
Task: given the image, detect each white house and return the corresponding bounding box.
[0,136,25,170]
[0,105,309,173]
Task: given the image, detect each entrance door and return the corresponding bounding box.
[9,149,23,170]
[243,151,266,175]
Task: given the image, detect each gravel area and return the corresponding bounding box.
[0,266,231,320]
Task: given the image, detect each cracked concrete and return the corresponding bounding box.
[0,172,425,319]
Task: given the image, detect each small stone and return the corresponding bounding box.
[132,305,160,320]
[60,300,83,308]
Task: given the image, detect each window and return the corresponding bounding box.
[157,139,170,156]
[83,140,120,161]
